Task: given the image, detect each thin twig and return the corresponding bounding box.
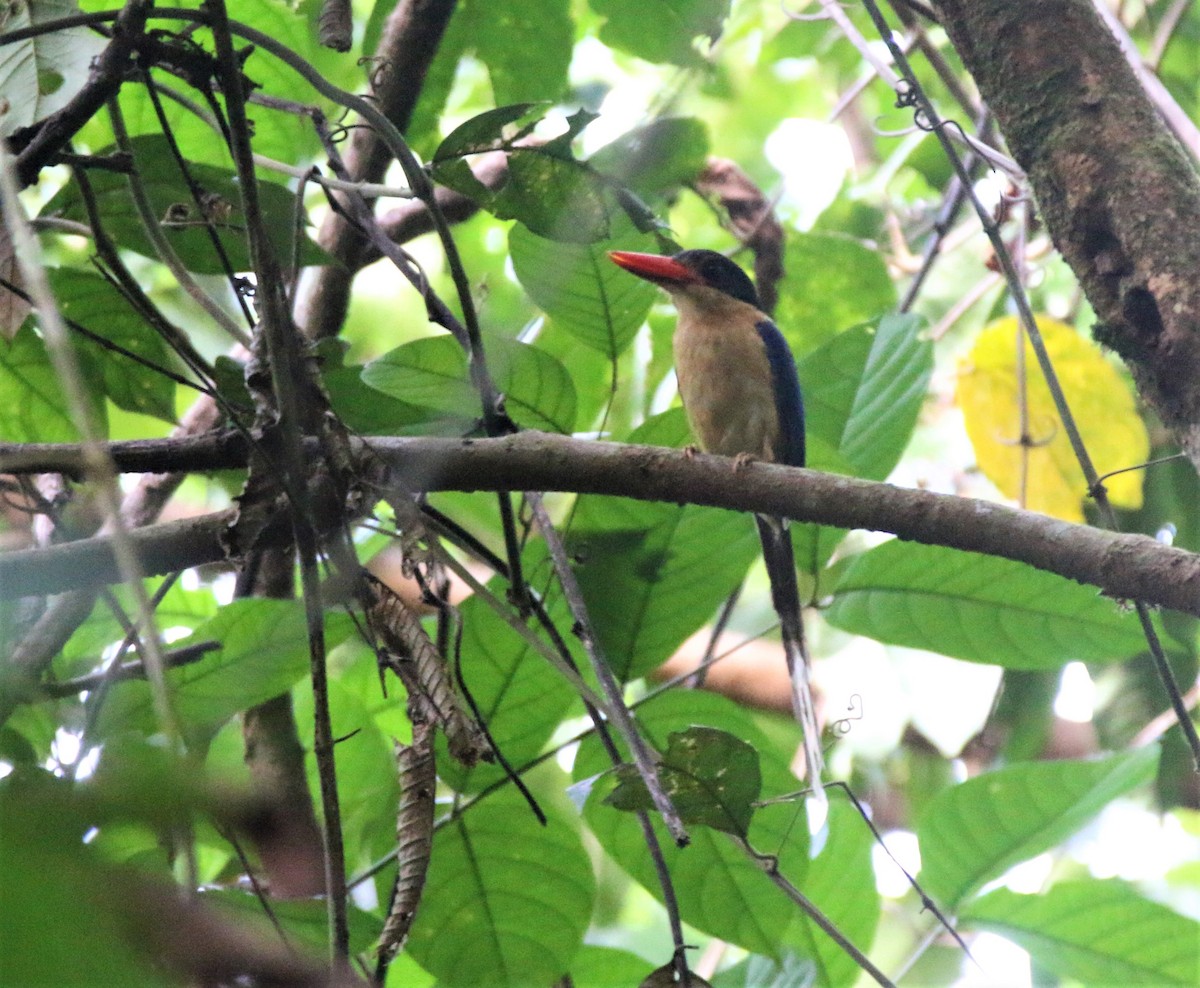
[526,494,689,846]
[736,837,896,987]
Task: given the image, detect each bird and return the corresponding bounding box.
[608,248,825,811]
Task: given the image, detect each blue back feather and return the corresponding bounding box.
[755,319,806,468]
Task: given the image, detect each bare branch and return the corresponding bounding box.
[2,433,1198,618]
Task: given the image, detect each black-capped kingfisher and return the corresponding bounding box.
[609,248,824,807]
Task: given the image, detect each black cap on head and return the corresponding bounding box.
[673,249,760,308]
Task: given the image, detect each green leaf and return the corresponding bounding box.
[917,748,1159,906]
[578,690,878,974]
[568,945,659,987]
[826,542,1152,669]
[0,323,98,442]
[294,680,399,867]
[571,506,759,681]
[780,800,880,987]
[710,951,818,988]
[42,135,323,274]
[97,600,354,745]
[589,117,710,196]
[407,0,572,125]
[800,314,931,482]
[510,221,659,358]
[437,545,580,795]
[591,0,732,66]
[605,726,762,837]
[497,148,613,242]
[961,880,1199,986]
[433,107,611,241]
[405,788,595,986]
[790,314,931,574]
[433,103,549,162]
[569,411,759,681]
[200,890,383,962]
[0,770,165,986]
[322,360,460,437]
[775,234,896,353]
[361,334,577,433]
[0,0,105,137]
[47,270,176,422]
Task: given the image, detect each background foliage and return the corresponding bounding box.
[1,1,1199,986]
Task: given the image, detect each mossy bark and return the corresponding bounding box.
[936,0,1200,465]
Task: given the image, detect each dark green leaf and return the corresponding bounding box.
[917,748,1159,906]
[571,505,759,681]
[510,221,659,358]
[405,788,595,986]
[474,0,573,104]
[42,135,323,274]
[826,541,1153,668]
[433,107,614,241]
[495,151,612,242]
[960,880,1200,986]
[605,726,761,836]
[47,269,176,421]
[570,411,759,681]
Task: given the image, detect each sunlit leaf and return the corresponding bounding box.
[917,748,1159,906]
[961,880,1199,985]
[0,323,96,442]
[0,0,105,137]
[47,270,176,422]
[957,315,1150,522]
[826,541,1151,669]
[802,314,931,481]
[362,334,576,433]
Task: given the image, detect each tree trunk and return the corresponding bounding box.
[935,0,1200,468]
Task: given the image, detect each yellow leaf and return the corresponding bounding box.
[957,316,1148,522]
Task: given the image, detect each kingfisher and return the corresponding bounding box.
[608,248,824,804]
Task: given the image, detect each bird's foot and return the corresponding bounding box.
[683,444,700,459]
[733,452,757,471]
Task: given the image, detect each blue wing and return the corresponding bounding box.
[755,319,806,468]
